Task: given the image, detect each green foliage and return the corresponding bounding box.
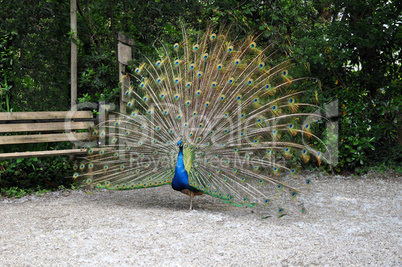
[0,185,51,198]
[289,0,402,172]
[0,0,71,111]
[0,156,74,192]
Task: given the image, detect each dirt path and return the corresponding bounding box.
[1,174,401,266]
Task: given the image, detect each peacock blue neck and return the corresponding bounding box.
[171,146,195,192]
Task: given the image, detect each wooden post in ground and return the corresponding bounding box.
[70,0,77,161]
[117,32,134,114]
[70,0,77,111]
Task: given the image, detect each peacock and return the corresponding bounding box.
[73,26,328,215]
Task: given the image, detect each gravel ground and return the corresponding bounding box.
[0,173,401,266]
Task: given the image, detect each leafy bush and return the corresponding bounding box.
[0,156,74,193]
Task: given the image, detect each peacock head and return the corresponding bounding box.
[177,140,183,147]
[177,136,184,148]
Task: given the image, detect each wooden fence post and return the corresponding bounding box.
[117,33,134,114]
[70,0,78,161]
[70,0,77,111]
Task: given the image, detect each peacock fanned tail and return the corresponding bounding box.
[74,26,329,214]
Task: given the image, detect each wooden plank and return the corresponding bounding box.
[0,121,94,133]
[0,149,93,159]
[0,132,91,145]
[0,111,93,121]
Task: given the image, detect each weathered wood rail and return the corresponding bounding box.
[0,111,96,159]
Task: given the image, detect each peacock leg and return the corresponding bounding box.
[189,192,194,210]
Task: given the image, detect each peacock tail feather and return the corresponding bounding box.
[74,26,330,213]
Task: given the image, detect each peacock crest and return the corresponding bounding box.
[74,26,330,215]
